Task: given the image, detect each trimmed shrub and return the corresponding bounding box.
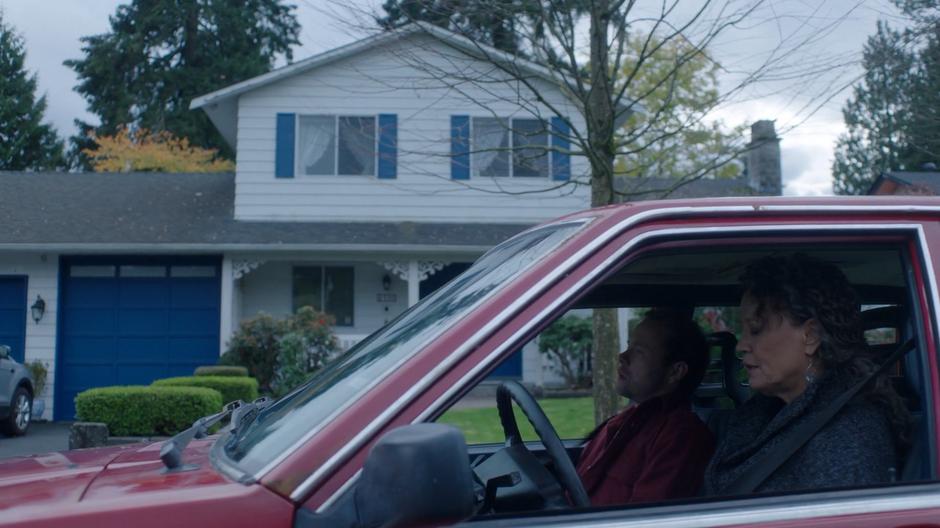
[220,313,285,391]
[75,386,223,436]
[194,365,249,377]
[221,307,339,392]
[152,375,258,405]
[270,307,340,397]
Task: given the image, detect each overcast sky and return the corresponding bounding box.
[0,0,906,195]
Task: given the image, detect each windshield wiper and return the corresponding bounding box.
[160,397,271,471]
[228,396,271,442]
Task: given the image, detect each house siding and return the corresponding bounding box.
[237,260,410,338]
[0,254,59,418]
[234,33,590,223]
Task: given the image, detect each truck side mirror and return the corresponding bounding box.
[298,423,475,528]
[0,345,9,359]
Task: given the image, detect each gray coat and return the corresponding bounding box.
[703,371,896,495]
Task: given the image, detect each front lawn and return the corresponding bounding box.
[437,396,596,444]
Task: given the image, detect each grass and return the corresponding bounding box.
[437,396,596,444]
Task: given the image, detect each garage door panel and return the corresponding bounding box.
[65,309,116,334]
[0,280,22,301]
[64,338,115,363]
[170,310,219,335]
[57,258,221,420]
[117,364,169,386]
[171,281,219,308]
[120,280,170,307]
[63,389,85,418]
[0,278,26,363]
[116,338,167,362]
[66,280,117,307]
[0,309,23,334]
[118,309,169,335]
[63,365,115,387]
[119,266,166,279]
[169,336,218,357]
[167,364,200,379]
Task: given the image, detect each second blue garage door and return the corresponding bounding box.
[0,277,27,363]
[56,258,221,420]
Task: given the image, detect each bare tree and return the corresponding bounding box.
[320,0,862,423]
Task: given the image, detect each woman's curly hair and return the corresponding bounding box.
[740,253,911,450]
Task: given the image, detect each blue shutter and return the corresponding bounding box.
[377,114,398,179]
[451,115,470,180]
[275,113,295,179]
[551,117,570,181]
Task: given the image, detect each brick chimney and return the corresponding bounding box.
[746,120,782,195]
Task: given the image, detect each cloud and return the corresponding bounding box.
[3,0,116,138]
[782,143,835,196]
[708,96,848,196]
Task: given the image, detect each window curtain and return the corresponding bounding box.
[299,116,335,175]
[338,117,376,175]
[513,119,549,177]
[473,118,510,177]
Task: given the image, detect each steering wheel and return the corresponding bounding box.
[496,381,590,508]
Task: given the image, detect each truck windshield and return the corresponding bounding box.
[223,219,588,476]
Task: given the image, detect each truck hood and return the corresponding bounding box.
[0,437,229,513]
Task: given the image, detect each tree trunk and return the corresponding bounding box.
[586,1,622,425]
[591,308,621,424]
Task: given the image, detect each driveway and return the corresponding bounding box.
[0,422,71,459]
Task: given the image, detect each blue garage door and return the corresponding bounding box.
[56,258,221,420]
[0,277,27,363]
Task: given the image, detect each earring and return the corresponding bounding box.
[804,358,817,384]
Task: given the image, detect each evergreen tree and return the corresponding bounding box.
[378,0,530,53]
[66,0,300,167]
[907,31,940,166]
[832,1,940,195]
[0,13,65,170]
[378,0,587,56]
[832,23,921,195]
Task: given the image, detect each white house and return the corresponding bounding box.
[0,24,602,421]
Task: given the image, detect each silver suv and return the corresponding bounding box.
[0,345,33,436]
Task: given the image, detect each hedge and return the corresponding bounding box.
[194,365,249,377]
[75,386,223,436]
[152,375,259,405]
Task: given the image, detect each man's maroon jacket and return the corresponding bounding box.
[575,393,716,506]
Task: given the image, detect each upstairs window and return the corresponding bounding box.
[472,117,550,178]
[298,115,376,176]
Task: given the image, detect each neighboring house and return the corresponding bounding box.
[615,120,782,200]
[0,24,597,421]
[0,26,782,421]
[869,170,940,195]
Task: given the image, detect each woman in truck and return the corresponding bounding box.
[703,253,910,495]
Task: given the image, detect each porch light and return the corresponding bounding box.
[31,295,45,324]
[382,274,392,291]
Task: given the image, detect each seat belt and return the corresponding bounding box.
[723,339,915,495]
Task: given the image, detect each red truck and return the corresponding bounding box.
[3,196,940,527]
